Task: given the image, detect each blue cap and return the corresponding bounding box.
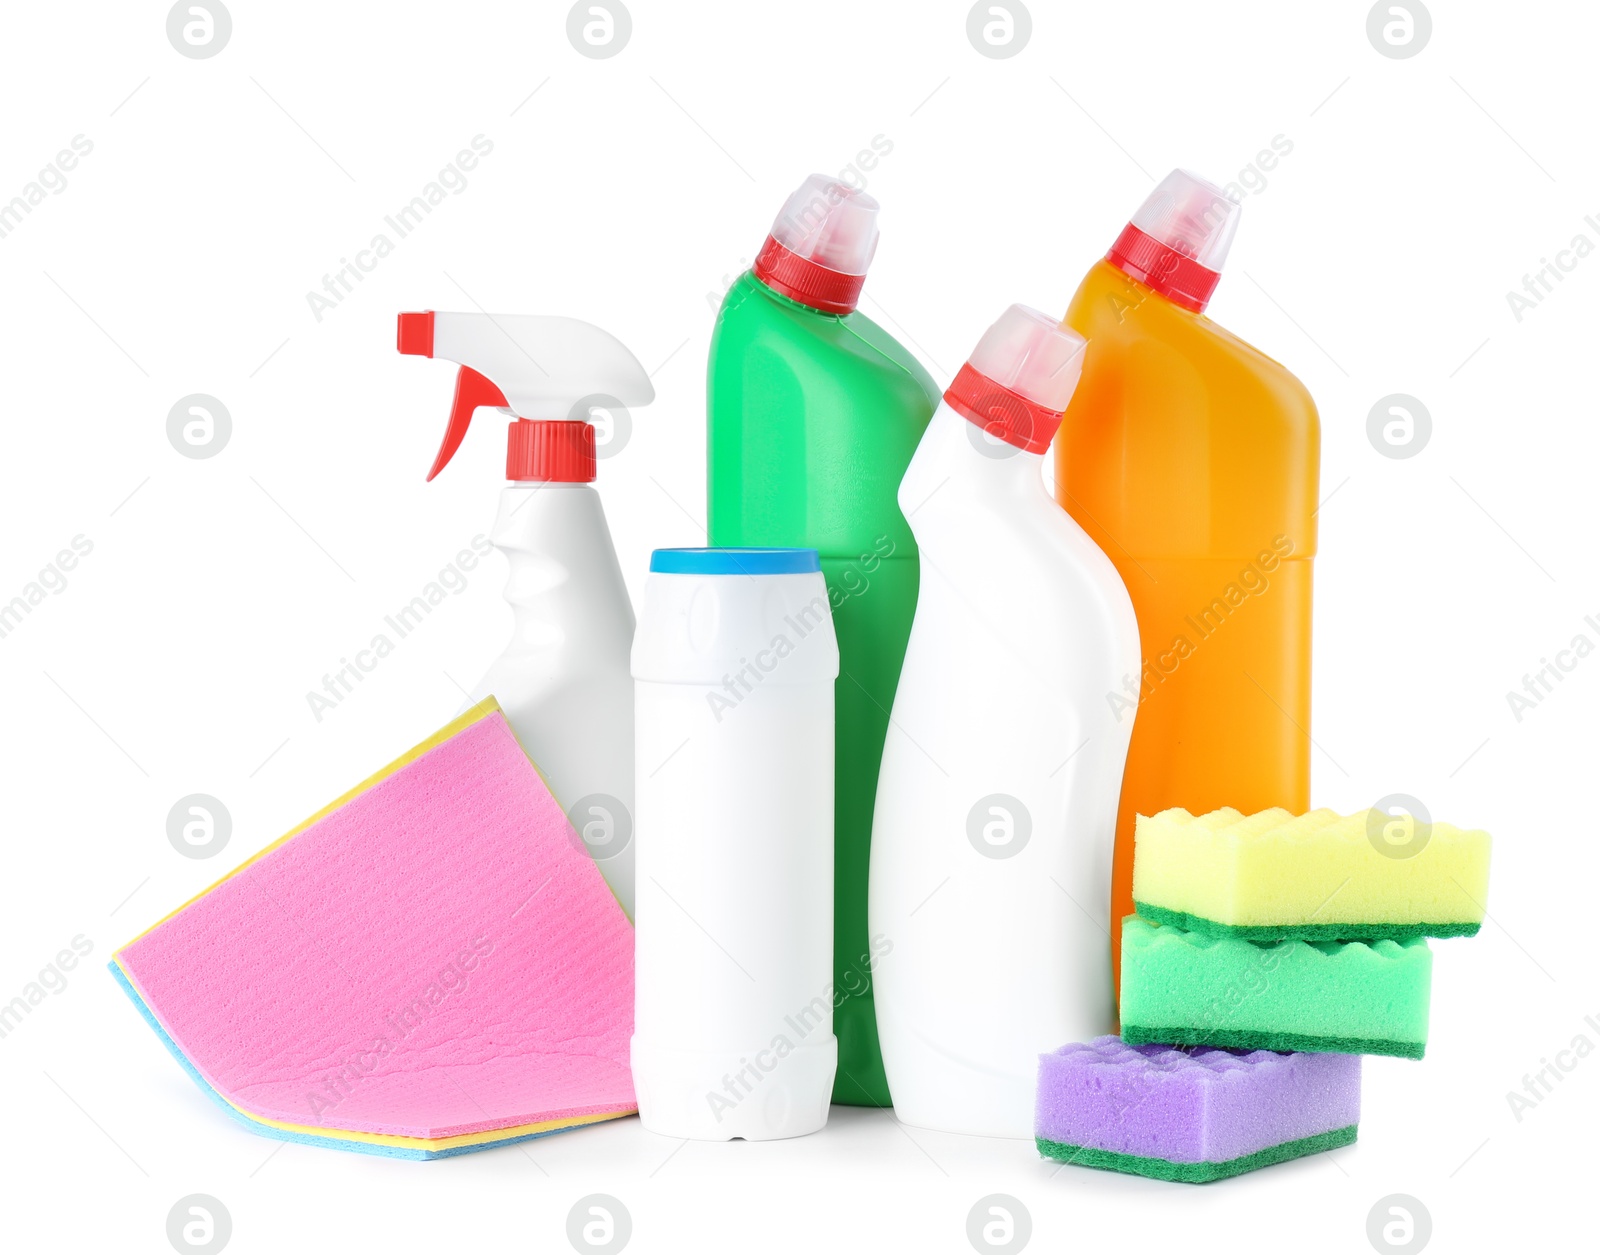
[649,547,820,576]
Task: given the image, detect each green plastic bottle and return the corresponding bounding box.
[707,175,938,1106]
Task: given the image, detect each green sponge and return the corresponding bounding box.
[1038,1127,1359,1184]
[1119,916,1432,1059]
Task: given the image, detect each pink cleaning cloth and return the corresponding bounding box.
[114,702,635,1142]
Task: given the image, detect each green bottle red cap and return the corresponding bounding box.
[753,174,879,315]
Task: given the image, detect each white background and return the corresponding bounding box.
[0,1,1594,1251]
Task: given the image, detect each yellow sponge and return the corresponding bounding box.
[1132,807,1491,941]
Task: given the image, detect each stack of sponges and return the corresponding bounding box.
[1037,805,1491,1182]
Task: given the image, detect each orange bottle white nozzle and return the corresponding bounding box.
[1057,167,1321,1001]
[397,310,655,482]
[1105,169,1241,313]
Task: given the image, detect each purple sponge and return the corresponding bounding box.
[1036,1037,1360,1182]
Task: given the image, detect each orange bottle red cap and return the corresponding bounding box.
[1106,170,1240,314]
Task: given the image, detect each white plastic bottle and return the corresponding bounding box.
[398,311,653,916]
[470,482,637,913]
[868,305,1141,1138]
[631,548,839,1140]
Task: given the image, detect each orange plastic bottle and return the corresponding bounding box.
[1055,170,1321,1000]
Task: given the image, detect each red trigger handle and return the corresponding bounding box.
[427,365,508,482]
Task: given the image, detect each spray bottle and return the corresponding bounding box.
[397,310,653,916]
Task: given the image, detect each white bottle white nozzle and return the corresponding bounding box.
[966,304,1087,413]
[1129,169,1240,272]
[871,307,1141,1135]
[943,305,1088,455]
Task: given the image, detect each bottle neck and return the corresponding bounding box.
[493,482,613,560]
[942,364,1064,455]
[901,402,1047,526]
[490,484,635,645]
[1105,223,1221,314]
[752,235,865,315]
[507,418,595,482]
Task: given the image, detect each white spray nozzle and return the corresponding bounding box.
[967,304,1086,413]
[398,311,654,480]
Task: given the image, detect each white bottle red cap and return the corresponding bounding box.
[753,174,880,315]
[1106,169,1240,313]
[943,305,1087,453]
[505,418,595,482]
